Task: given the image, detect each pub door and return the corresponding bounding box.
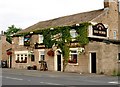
[9,55,12,68]
[90,53,96,73]
[57,55,61,71]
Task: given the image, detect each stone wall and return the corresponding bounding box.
[1,35,11,61]
[65,52,89,74]
[88,42,118,75]
[12,35,54,71]
[65,41,119,75]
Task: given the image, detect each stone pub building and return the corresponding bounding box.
[11,0,120,75]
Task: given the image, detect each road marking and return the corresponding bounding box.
[4,76,23,81]
[40,82,62,85]
[40,82,44,84]
[28,80,31,81]
[108,81,119,84]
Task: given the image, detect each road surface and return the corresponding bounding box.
[1,68,119,87]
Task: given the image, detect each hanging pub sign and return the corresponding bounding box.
[92,23,107,37]
[24,35,31,46]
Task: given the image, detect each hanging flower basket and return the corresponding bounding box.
[7,51,12,55]
[47,50,54,56]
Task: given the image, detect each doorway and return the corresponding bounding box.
[90,53,96,73]
[9,55,12,68]
[57,54,61,71]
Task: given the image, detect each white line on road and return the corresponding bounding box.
[40,81,62,85]
[4,76,23,81]
[108,81,119,84]
[28,80,31,81]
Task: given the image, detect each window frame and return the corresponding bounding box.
[15,54,28,63]
[38,49,45,62]
[70,29,78,38]
[31,54,35,62]
[39,35,44,43]
[19,37,24,45]
[68,48,78,65]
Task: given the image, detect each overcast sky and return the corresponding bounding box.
[0,0,119,32]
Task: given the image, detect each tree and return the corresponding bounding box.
[5,25,22,43]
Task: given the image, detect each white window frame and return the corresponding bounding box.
[15,54,28,62]
[39,35,44,43]
[15,51,28,63]
[19,37,24,45]
[38,49,45,61]
[70,29,78,39]
[15,54,19,60]
[68,48,78,65]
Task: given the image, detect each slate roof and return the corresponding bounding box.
[17,9,105,34]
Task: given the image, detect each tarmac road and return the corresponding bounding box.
[1,68,119,87]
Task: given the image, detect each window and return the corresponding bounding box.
[39,35,44,43]
[31,54,35,61]
[15,54,27,63]
[19,37,24,45]
[15,54,20,62]
[25,54,27,62]
[39,51,45,61]
[70,29,78,38]
[113,31,117,39]
[21,54,23,62]
[69,49,78,63]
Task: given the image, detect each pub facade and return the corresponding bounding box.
[11,0,120,75]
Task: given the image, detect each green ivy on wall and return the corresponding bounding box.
[15,22,91,72]
[75,22,91,46]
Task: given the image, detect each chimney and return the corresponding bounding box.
[104,0,118,8]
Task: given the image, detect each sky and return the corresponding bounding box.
[0,0,119,32]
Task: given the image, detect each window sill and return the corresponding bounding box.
[68,63,78,66]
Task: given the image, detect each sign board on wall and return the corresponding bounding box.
[51,33,62,41]
[35,43,45,49]
[88,22,108,39]
[92,23,107,37]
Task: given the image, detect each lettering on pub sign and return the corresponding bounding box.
[92,23,107,37]
[35,43,45,49]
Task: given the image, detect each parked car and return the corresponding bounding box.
[1,60,7,68]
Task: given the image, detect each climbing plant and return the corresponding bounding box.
[15,22,91,72]
[75,22,90,46]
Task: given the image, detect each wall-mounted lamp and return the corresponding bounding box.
[50,28,54,30]
[76,24,80,26]
[30,32,33,34]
